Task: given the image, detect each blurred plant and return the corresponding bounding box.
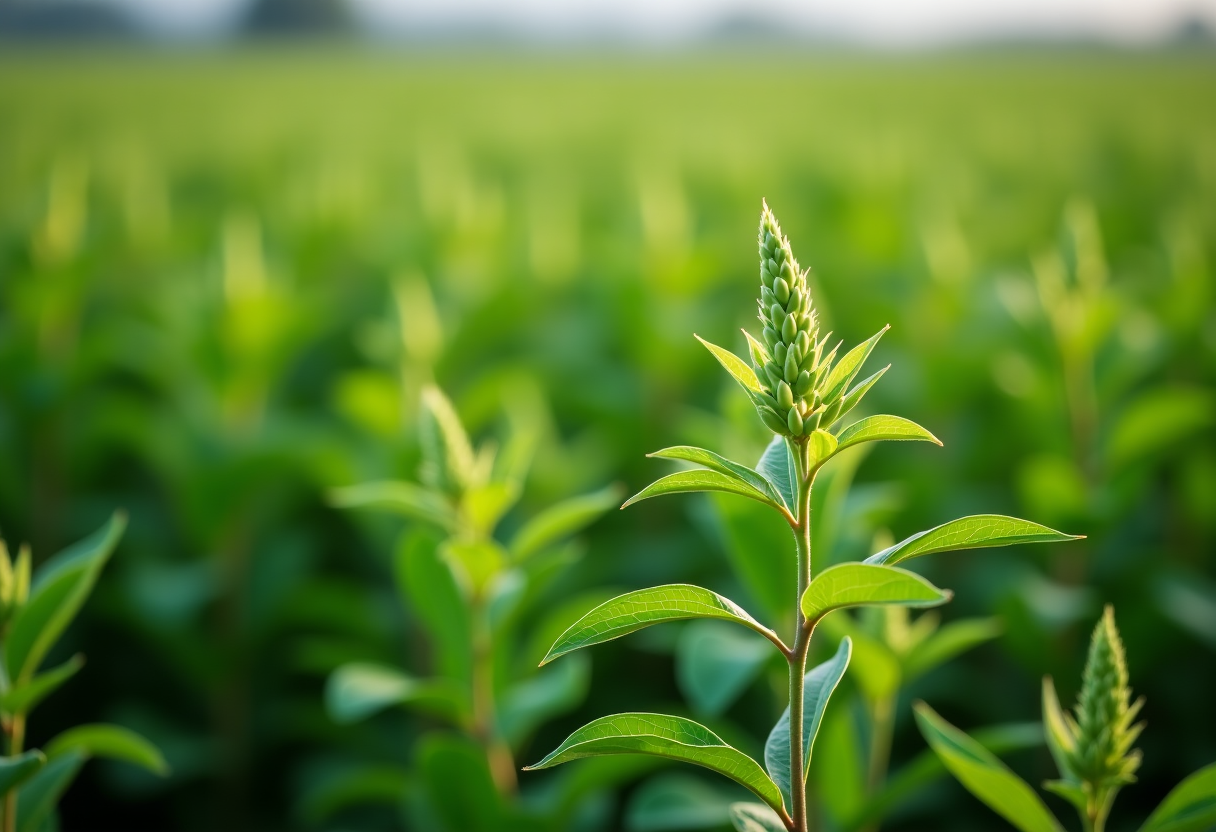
[916,605,1216,832]
[326,384,621,830]
[0,512,166,832]
[524,203,1080,832]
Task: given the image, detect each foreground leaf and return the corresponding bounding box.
[524,713,786,816]
[325,663,467,725]
[45,724,168,775]
[329,481,457,530]
[0,655,84,716]
[1137,762,1216,832]
[765,637,852,808]
[834,415,941,454]
[623,470,783,512]
[509,484,621,561]
[756,437,796,512]
[696,336,764,394]
[649,446,786,509]
[801,564,951,623]
[821,325,889,404]
[865,515,1081,566]
[914,703,1063,832]
[16,751,83,832]
[833,365,889,425]
[542,584,781,665]
[0,751,44,797]
[730,802,787,832]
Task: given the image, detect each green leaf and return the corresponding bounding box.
[648,446,786,509]
[45,724,168,776]
[903,618,1002,681]
[499,654,590,746]
[0,655,84,716]
[15,751,83,832]
[1138,762,1216,832]
[821,325,889,403]
[395,529,472,684]
[0,752,45,797]
[623,471,782,512]
[524,712,786,816]
[676,621,772,717]
[626,772,737,832]
[865,515,1082,566]
[440,539,507,595]
[542,584,780,665]
[695,335,764,394]
[325,662,467,725]
[801,563,951,623]
[729,802,787,832]
[419,384,477,495]
[1041,676,1078,784]
[913,702,1064,832]
[834,415,941,454]
[756,437,796,512]
[833,365,889,425]
[809,429,838,465]
[462,482,519,537]
[328,480,458,530]
[6,512,125,685]
[1107,386,1215,469]
[509,484,622,561]
[764,637,852,809]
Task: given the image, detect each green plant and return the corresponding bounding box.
[0,512,167,832]
[524,203,1080,832]
[326,384,622,829]
[916,604,1216,832]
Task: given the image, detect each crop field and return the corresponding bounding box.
[0,48,1214,831]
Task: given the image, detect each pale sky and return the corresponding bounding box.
[116,0,1216,44]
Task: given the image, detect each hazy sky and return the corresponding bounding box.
[117,0,1216,43]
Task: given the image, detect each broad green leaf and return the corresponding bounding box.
[0,752,44,797]
[524,713,786,816]
[695,335,763,394]
[329,480,457,530]
[849,722,1044,830]
[765,637,852,809]
[623,471,781,512]
[325,662,467,725]
[45,724,168,776]
[833,365,890,425]
[509,484,622,561]
[0,655,84,716]
[729,802,786,832]
[542,584,779,665]
[756,437,796,512]
[914,703,1064,832]
[809,429,838,465]
[865,515,1081,566]
[499,654,590,746]
[648,447,785,508]
[16,751,83,832]
[676,621,772,717]
[626,772,738,831]
[1138,762,1216,832]
[903,618,1003,681]
[834,415,941,454]
[1041,676,1078,782]
[395,529,472,684]
[6,512,125,685]
[821,325,890,403]
[801,563,951,623]
[419,384,477,495]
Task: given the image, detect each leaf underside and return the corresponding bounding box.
[834,415,941,453]
[866,515,1082,566]
[623,470,782,511]
[801,563,951,623]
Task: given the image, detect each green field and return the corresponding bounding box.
[1,49,1214,831]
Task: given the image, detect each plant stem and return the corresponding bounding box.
[789,439,814,832]
[471,599,517,796]
[4,714,24,832]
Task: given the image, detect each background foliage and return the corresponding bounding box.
[0,48,1213,831]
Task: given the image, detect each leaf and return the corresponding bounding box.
[1107,386,1215,469]
[903,618,1002,681]
[756,436,796,512]
[676,621,772,717]
[419,384,477,495]
[764,637,852,809]
[45,724,168,776]
[462,482,519,537]
[821,325,889,403]
[0,752,45,797]
[325,662,467,725]
[395,529,472,684]
[1041,676,1078,783]
[648,447,786,508]
[729,802,787,832]
[623,471,782,512]
[441,539,507,595]
[328,480,458,530]
[1138,762,1216,832]
[833,365,889,425]
[913,703,1064,832]
[15,751,83,832]
[834,415,941,454]
[809,430,838,465]
[524,712,786,816]
[509,484,622,561]
[499,654,590,746]
[5,512,125,685]
[626,772,738,831]
[542,584,780,665]
[0,655,84,716]
[801,563,951,623]
[695,335,763,394]
[865,515,1082,566]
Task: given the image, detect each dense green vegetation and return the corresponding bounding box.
[0,49,1213,831]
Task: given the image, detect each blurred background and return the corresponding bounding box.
[1,0,1214,830]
